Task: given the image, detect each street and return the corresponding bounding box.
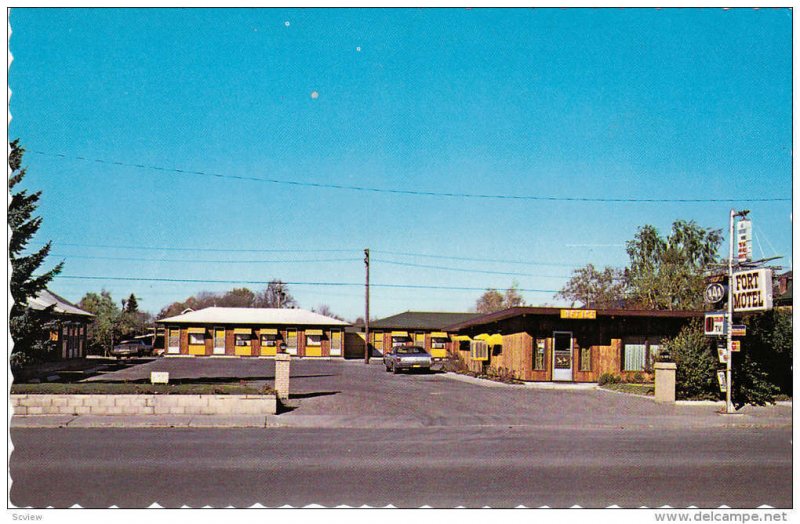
[9,425,792,508]
[9,360,793,508]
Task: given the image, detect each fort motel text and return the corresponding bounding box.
[154,306,702,383]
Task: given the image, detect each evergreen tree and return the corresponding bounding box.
[8,139,63,366]
[124,293,139,313]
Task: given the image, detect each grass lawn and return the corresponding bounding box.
[10,382,273,395]
[600,383,655,397]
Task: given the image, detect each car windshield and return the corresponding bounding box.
[396,346,426,355]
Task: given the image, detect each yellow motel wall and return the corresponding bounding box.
[162,325,346,358]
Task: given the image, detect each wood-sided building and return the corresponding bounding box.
[156,307,349,358]
[444,307,702,382]
[28,289,94,360]
[366,311,482,361]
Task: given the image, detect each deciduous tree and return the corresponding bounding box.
[555,264,627,309]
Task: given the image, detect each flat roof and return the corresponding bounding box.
[157,307,350,326]
[444,306,704,331]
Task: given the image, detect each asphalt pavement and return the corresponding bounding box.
[9,425,792,508]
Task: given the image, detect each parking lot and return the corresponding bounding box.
[79,357,791,430]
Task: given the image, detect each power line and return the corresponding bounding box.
[30,150,790,203]
[30,241,357,254]
[373,258,571,278]
[49,274,559,293]
[49,253,362,264]
[372,249,580,268]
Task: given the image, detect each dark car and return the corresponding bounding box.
[383,345,433,374]
[110,339,153,358]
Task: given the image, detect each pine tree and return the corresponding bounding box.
[9,139,63,367]
[125,293,139,313]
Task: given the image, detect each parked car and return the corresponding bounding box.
[110,339,153,358]
[383,345,433,374]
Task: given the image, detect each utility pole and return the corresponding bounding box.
[364,248,370,364]
[726,208,749,414]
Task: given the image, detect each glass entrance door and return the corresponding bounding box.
[552,331,573,381]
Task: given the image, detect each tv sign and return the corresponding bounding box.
[704,313,726,336]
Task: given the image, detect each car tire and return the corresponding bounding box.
[385,363,391,372]
[392,362,400,374]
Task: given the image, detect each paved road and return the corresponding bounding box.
[9,425,792,508]
[80,358,792,429]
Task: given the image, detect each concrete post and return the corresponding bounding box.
[274,353,291,400]
[654,362,677,403]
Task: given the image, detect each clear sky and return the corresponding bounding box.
[8,7,793,321]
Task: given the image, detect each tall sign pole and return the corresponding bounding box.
[364,248,370,364]
[725,209,735,414]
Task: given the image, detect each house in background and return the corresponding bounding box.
[27,289,94,360]
[364,311,482,360]
[444,307,702,382]
[156,307,349,358]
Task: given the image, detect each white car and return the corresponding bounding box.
[383,346,433,374]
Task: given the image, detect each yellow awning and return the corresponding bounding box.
[430,332,448,338]
[306,329,323,336]
[474,333,491,342]
[391,331,409,337]
[259,328,278,335]
[487,334,504,346]
[234,328,252,335]
[451,335,472,342]
[187,327,205,334]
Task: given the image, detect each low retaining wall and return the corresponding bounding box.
[11,394,277,416]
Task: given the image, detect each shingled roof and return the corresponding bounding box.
[27,289,94,317]
[367,311,481,331]
[157,307,349,326]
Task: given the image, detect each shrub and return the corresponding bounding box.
[662,321,718,401]
[598,372,622,385]
[743,309,792,396]
[631,371,645,383]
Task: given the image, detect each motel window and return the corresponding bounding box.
[372,332,383,351]
[470,340,489,361]
[306,334,322,347]
[330,330,342,351]
[235,334,252,347]
[189,332,205,345]
[260,334,277,347]
[414,332,425,347]
[533,339,545,371]
[580,347,591,372]
[623,342,646,372]
[431,338,447,350]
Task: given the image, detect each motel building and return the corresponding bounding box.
[444,307,703,382]
[366,311,482,361]
[156,307,349,358]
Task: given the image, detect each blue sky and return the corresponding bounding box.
[9,8,793,320]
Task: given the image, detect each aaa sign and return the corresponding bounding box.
[732,268,773,312]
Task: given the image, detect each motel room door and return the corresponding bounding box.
[552,331,573,382]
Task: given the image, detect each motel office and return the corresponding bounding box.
[444,307,701,382]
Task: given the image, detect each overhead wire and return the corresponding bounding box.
[30,150,790,203]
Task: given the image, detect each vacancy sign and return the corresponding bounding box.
[732,268,773,312]
[737,219,752,263]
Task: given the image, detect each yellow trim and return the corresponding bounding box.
[430,348,447,359]
[391,331,409,337]
[452,335,472,342]
[259,328,278,335]
[234,328,252,335]
[187,327,205,334]
[235,346,252,356]
[474,333,491,342]
[260,346,277,356]
[430,332,448,338]
[188,344,206,355]
[306,329,323,336]
[487,334,504,346]
[305,346,322,357]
